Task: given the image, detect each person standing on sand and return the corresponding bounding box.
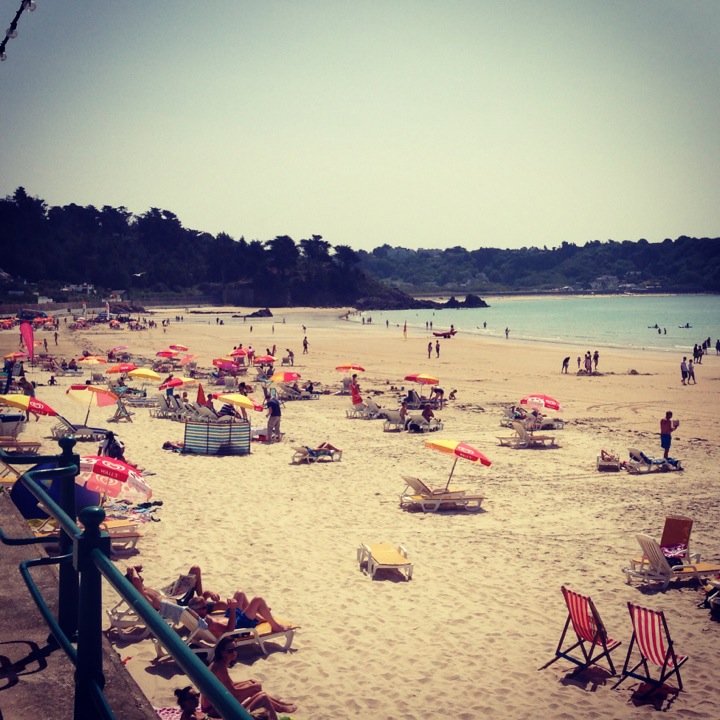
[561,357,570,374]
[593,350,599,371]
[302,336,309,354]
[680,356,688,385]
[427,342,432,359]
[660,411,678,459]
[266,395,281,443]
[687,359,696,384]
[505,327,509,339]
[435,340,440,358]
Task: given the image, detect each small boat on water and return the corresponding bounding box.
[679,324,693,329]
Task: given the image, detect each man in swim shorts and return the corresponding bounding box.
[659,410,677,459]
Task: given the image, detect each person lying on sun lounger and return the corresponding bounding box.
[126,564,225,608]
[188,595,291,637]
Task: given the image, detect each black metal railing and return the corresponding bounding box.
[0,437,252,720]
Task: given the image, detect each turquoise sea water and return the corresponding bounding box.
[367,295,720,352]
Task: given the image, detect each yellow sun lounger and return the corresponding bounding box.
[357,542,413,581]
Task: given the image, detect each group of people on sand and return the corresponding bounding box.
[126,566,297,719]
[561,351,599,374]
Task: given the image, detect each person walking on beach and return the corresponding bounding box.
[427,342,432,359]
[687,359,696,384]
[505,327,509,339]
[660,411,678,459]
[435,340,440,358]
[561,357,570,374]
[680,357,688,385]
[266,395,282,443]
[593,350,599,371]
[302,336,309,354]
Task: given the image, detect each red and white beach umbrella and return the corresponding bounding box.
[214,393,264,412]
[0,394,58,417]
[270,371,302,384]
[77,456,152,503]
[253,355,276,365]
[212,358,241,372]
[336,363,365,372]
[424,438,491,489]
[105,363,138,374]
[520,394,562,412]
[404,373,439,386]
[155,349,178,358]
[158,376,197,391]
[76,355,107,365]
[169,344,188,352]
[66,384,119,424]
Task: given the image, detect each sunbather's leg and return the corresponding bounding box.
[230,591,250,612]
[242,596,291,632]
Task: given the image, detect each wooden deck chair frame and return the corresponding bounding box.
[108,398,134,423]
[613,602,688,694]
[540,586,621,675]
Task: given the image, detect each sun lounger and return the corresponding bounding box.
[623,533,720,589]
[291,444,342,463]
[596,450,622,471]
[399,476,482,512]
[498,421,555,448]
[383,409,406,432]
[627,448,682,473]
[357,542,413,580]
[406,415,443,433]
[630,515,700,571]
[346,402,368,419]
[153,606,298,660]
[50,417,107,442]
[0,436,41,455]
[29,515,143,555]
[106,572,199,639]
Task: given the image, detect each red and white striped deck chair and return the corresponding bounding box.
[540,586,622,675]
[614,603,688,694]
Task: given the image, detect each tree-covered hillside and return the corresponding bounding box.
[357,238,720,294]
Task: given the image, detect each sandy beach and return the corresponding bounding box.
[3,305,719,720]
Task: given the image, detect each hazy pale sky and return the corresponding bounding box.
[2,1,719,251]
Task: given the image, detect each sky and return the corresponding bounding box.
[1,1,719,252]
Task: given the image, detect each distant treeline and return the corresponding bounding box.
[1,188,718,307]
[356,238,720,294]
[0,187,385,307]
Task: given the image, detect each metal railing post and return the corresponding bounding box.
[57,436,80,640]
[73,505,111,720]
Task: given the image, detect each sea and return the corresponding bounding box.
[362,295,720,353]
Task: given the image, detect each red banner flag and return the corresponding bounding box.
[20,322,35,361]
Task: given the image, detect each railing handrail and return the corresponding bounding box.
[0,439,253,720]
